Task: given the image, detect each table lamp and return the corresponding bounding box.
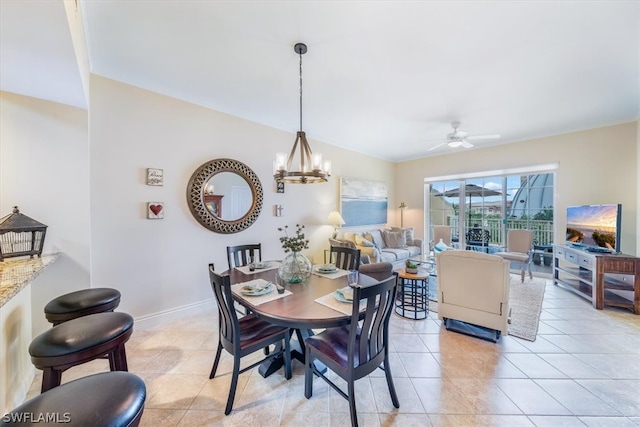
[327,210,345,238]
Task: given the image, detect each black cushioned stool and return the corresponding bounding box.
[0,372,146,427]
[44,288,121,326]
[29,312,133,392]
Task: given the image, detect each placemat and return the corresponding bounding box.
[235,262,280,275]
[231,278,291,305]
[314,292,365,315]
[311,268,350,280]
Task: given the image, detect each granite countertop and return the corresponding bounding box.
[0,253,59,308]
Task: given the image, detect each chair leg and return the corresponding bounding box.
[41,368,62,393]
[528,261,533,280]
[304,348,313,399]
[224,356,241,415]
[520,264,525,282]
[209,342,223,379]
[383,356,400,408]
[110,343,129,371]
[348,379,358,427]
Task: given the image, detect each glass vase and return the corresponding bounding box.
[278,252,312,284]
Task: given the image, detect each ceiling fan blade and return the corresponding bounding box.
[461,140,474,149]
[467,134,500,140]
[427,142,446,151]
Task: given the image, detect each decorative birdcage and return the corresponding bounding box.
[0,206,48,261]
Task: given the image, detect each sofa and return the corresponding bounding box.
[436,250,511,339]
[331,227,422,269]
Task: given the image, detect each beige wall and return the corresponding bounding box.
[396,122,638,256]
[88,75,394,320]
[0,92,91,335]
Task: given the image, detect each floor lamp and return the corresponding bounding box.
[399,202,407,227]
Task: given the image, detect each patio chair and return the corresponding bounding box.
[495,229,534,282]
[466,226,490,252]
[432,225,452,246]
[304,275,400,426]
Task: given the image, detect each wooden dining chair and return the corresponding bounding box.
[208,264,292,415]
[304,275,400,427]
[226,244,262,269]
[329,246,361,270]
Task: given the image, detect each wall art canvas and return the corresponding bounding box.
[147,202,164,219]
[340,177,388,226]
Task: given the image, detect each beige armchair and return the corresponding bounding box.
[495,229,534,282]
[436,250,511,340]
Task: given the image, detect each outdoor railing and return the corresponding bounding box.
[449,217,554,247]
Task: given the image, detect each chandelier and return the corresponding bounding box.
[274,43,330,184]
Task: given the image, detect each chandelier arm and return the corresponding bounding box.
[299,132,313,172]
[286,134,300,171]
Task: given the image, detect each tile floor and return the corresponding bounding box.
[26,278,640,426]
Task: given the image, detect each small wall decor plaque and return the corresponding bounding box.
[146,168,164,186]
[276,182,285,193]
[147,202,164,219]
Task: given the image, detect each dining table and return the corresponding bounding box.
[225,261,377,377]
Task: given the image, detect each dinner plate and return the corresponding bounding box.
[240,282,273,296]
[254,262,270,269]
[334,286,354,303]
[317,264,337,273]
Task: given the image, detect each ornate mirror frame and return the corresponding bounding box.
[186,158,264,234]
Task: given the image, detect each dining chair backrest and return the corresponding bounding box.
[208,264,240,352]
[349,274,398,373]
[330,246,361,270]
[506,229,534,254]
[226,244,262,269]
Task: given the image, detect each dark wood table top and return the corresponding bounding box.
[226,264,376,330]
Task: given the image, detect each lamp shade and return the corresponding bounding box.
[327,210,345,227]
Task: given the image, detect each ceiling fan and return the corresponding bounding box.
[426,121,500,151]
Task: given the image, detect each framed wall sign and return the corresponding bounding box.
[146,168,164,186]
[147,202,164,219]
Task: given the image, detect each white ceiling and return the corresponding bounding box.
[1,1,638,162]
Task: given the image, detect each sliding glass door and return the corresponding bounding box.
[426,171,555,256]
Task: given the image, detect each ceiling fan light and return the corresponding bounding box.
[448,139,463,148]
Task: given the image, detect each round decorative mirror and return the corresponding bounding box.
[187,158,263,234]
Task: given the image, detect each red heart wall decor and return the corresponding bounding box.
[149,204,163,216]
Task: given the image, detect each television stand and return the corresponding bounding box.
[554,245,639,314]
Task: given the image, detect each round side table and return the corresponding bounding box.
[395,268,429,319]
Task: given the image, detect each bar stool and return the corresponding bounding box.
[0,372,146,426]
[44,288,121,325]
[29,312,133,392]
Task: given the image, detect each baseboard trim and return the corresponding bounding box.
[134,298,215,329]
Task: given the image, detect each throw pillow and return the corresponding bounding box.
[382,230,407,248]
[342,232,358,244]
[364,230,386,249]
[355,234,374,247]
[391,227,415,246]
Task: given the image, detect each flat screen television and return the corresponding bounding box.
[566,204,621,253]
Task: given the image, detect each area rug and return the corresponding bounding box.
[507,276,546,341]
[424,275,546,342]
